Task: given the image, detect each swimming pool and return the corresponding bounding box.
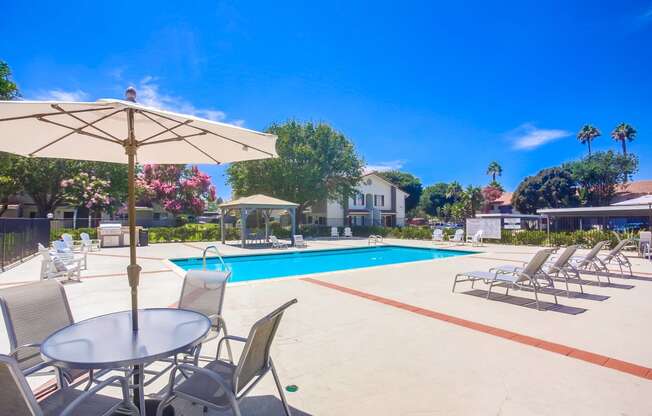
[171,245,472,283]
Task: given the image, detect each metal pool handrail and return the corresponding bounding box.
[368,235,384,246]
[202,245,229,271]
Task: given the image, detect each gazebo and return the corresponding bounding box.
[219,194,299,247]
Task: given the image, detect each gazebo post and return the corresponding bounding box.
[290,207,297,246]
[264,209,270,242]
[240,208,248,248]
[220,207,225,244]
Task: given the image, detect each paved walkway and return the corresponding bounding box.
[1,239,651,415]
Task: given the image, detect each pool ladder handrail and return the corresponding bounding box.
[202,245,229,271]
[368,235,384,246]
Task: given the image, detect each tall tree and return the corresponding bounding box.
[418,183,452,217]
[445,181,463,200]
[610,123,637,156]
[566,151,638,205]
[377,170,422,213]
[576,124,601,156]
[0,61,19,100]
[228,121,364,222]
[512,167,579,214]
[9,158,85,217]
[486,161,503,182]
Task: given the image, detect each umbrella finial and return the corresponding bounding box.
[125,87,137,102]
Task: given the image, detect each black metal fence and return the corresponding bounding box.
[0,218,51,271]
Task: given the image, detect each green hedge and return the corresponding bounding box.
[51,227,97,242]
[51,224,626,248]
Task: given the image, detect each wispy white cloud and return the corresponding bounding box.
[364,160,406,173]
[137,76,240,124]
[36,89,89,101]
[507,123,570,150]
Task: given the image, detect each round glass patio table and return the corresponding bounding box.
[41,308,211,416]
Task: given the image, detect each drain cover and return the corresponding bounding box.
[285,384,299,392]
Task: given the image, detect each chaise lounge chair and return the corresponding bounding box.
[452,249,557,310]
[270,235,289,249]
[567,241,610,285]
[490,245,583,297]
[597,238,634,278]
[80,232,101,252]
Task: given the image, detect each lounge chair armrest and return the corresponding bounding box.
[60,376,132,416]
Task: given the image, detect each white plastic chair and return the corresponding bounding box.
[432,229,444,242]
[39,249,82,282]
[330,227,339,238]
[293,235,307,248]
[466,230,484,246]
[60,233,82,252]
[270,235,288,249]
[449,229,464,244]
[80,232,101,252]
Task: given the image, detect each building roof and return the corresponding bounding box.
[611,195,652,206]
[493,191,513,206]
[360,171,409,196]
[219,194,299,209]
[612,180,652,203]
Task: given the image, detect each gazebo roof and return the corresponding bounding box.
[219,194,299,209]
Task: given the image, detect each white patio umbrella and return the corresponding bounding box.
[0,88,277,330]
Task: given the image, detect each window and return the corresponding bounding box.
[351,192,364,206]
[374,195,385,207]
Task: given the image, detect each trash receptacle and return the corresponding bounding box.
[139,228,149,246]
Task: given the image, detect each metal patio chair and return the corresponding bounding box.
[453,249,556,310]
[490,245,583,297]
[156,299,298,416]
[597,238,634,278]
[568,241,611,285]
[0,354,139,416]
[143,269,233,386]
[0,280,87,387]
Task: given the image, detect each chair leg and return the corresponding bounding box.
[533,287,540,311]
[486,282,494,300]
[452,275,459,293]
[270,360,292,416]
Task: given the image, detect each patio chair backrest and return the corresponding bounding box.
[331,227,338,235]
[452,229,464,241]
[433,229,443,238]
[294,235,304,243]
[179,270,231,329]
[584,241,607,260]
[551,245,578,268]
[61,233,74,249]
[0,354,41,416]
[51,240,69,253]
[0,280,74,372]
[520,249,553,279]
[234,299,297,393]
[80,232,91,242]
[344,227,352,236]
[605,239,630,259]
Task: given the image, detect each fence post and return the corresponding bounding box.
[1,220,4,272]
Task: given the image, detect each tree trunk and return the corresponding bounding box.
[492,173,496,182]
[0,204,7,217]
[587,140,592,156]
[622,140,627,156]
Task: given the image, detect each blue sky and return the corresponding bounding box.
[2,1,651,198]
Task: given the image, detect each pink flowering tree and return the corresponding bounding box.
[481,184,503,213]
[136,164,216,216]
[61,172,113,227]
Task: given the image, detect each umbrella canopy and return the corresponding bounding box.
[0,99,277,163]
[0,90,278,331]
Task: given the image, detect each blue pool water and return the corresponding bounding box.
[171,245,472,283]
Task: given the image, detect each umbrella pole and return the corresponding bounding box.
[126,108,141,331]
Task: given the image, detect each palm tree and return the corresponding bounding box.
[486,161,502,182]
[576,124,601,156]
[611,123,637,156]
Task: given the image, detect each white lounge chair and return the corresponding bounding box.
[449,229,464,244]
[491,245,583,297]
[343,227,353,238]
[568,241,610,285]
[270,235,289,249]
[330,227,339,239]
[39,248,82,282]
[639,231,651,258]
[597,238,634,278]
[294,235,308,248]
[466,230,483,246]
[453,249,557,310]
[80,232,101,252]
[432,229,444,243]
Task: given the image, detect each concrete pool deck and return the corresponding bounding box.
[1,238,651,415]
